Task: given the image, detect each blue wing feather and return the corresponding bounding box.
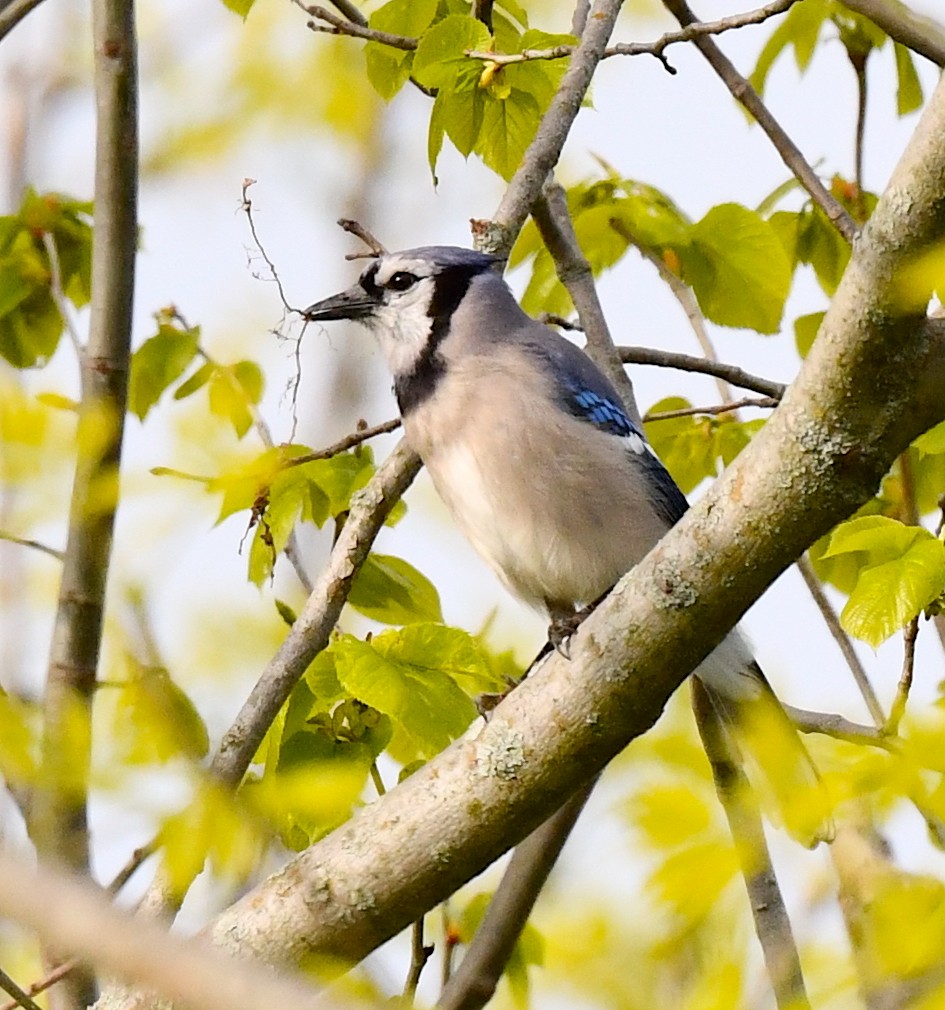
[522,330,690,527]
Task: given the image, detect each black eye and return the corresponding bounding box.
[386,271,418,291]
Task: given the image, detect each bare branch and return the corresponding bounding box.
[477,0,627,256]
[662,0,859,244]
[241,179,295,313]
[785,705,897,750]
[692,682,810,1010]
[885,616,918,734]
[403,919,433,1004]
[0,968,44,1010]
[531,179,642,425]
[0,531,64,562]
[0,851,336,1010]
[283,418,403,467]
[30,3,138,1005]
[796,555,886,727]
[644,396,778,421]
[466,0,801,70]
[326,0,365,27]
[437,781,595,1010]
[840,0,945,67]
[618,345,786,399]
[0,0,45,43]
[295,1,417,51]
[337,217,387,256]
[41,232,84,355]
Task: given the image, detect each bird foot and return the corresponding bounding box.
[548,613,582,658]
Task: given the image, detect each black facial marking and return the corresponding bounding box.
[394,263,488,415]
[359,261,381,298]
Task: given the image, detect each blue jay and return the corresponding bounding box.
[305,245,831,846]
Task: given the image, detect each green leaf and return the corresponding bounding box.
[128,324,200,421]
[749,0,828,95]
[348,552,443,625]
[413,15,491,91]
[365,43,413,101]
[794,311,825,358]
[363,0,438,101]
[893,42,924,116]
[0,287,62,368]
[681,203,792,333]
[823,516,945,646]
[173,360,214,400]
[644,397,717,495]
[220,0,256,16]
[475,88,539,180]
[207,361,263,439]
[329,626,488,757]
[115,659,210,764]
[795,204,851,295]
[371,0,438,36]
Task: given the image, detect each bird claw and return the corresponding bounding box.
[548,614,582,658]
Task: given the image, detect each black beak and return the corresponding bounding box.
[303,284,379,322]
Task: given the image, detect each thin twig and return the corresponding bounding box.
[885,617,918,734]
[282,417,403,468]
[618,345,786,399]
[0,968,44,1010]
[784,705,897,750]
[437,780,596,1010]
[692,681,811,1010]
[467,0,801,70]
[531,179,642,425]
[0,531,64,561]
[338,217,387,257]
[240,179,294,313]
[41,232,84,355]
[403,918,434,1004]
[851,48,868,221]
[839,0,945,67]
[644,396,778,421]
[326,0,365,26]
[662,0,858,244]
[0,961,78,1010]
[174,305,315,597]
[296,2,417,51]
[796,554,886,727]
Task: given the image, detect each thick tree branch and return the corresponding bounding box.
[0,851,338,1010]
[29,3,138,1007]
[692,682,810,1010]
[840,0,945,66]
[663,0,858,243]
